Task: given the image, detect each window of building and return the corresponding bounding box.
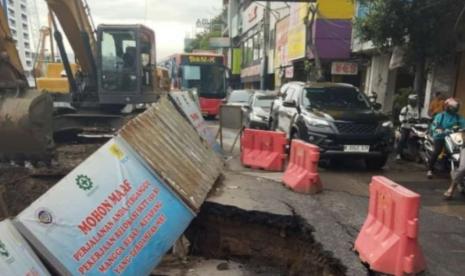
[8,8,14,16]
[26,60,32,67]
[244,38,251,66]
[25,51,30,58]
[21,14,27,21]
[23,33,28,39]
[20,4,26,11]
[242,41,247,66]
[22,23,28,29]
[8,0,14,5]
[11,29,16,36]
[242,32,266,67]
[244,40,248,66]
[256,32,262,60]
[253,34,259,61]
[24,42,30,49]
[9,19,15,26]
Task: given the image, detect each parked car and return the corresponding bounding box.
[246,92,276,129]
[269,82,304,130]
[274,82,394,170]
[225,89,254,107]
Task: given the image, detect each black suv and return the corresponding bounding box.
[273,82,393,169]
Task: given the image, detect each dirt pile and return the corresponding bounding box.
[0,142,101,219]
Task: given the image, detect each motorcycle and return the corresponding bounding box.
[396,118,430,162]
[423,127,465,195]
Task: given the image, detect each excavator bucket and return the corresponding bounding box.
[0,91,54,163]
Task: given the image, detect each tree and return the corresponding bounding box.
[185,15,224,53]
[185,30,222,52]
[355,0,465,106]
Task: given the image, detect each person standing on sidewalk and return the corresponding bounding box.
[396,94,420,160]
[427,98,465,178]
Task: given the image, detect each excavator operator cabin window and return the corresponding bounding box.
[101,30,137,92]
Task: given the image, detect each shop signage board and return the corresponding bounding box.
[243,3,264,32]
[209,37,230,48]
[331,62,358,75]
[15,137,195,276]
[287,3,308,61]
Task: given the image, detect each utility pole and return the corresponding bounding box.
[260,1,270,90]
[48,12,55,62]
[304,3,323,81]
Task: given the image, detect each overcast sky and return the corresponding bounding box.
[34,0,222,59]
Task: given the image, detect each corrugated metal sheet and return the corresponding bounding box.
[119,97,223,212]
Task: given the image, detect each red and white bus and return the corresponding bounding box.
[162,53,227,117]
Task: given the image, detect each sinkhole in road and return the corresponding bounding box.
[183,202,347,275]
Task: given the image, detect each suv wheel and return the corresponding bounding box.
[291,129,301,141]
[365,155,388,170]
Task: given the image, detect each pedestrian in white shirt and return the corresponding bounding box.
[396,94,420,160]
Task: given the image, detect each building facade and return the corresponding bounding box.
[225,0,289,90]
[2,0,34,83]
[352,0,457,117]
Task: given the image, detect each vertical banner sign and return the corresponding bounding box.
[0,219,50,276]
[287,3,308,61]
[232,48,242,75]
[169,91,220,151]
[16,137,195,275]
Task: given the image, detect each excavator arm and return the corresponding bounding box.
[0,3,54,163]
[46,0,97,78]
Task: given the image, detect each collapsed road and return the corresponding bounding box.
[2,108,465,275]
[203,124,465,276]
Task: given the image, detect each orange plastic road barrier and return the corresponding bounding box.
[240,128,287,171]
[282,139,322,194]
[354,176,426,276]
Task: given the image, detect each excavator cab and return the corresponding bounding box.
[97,24,158,104]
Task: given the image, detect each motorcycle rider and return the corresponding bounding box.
[427,98,465,178]
[396,94,420,160]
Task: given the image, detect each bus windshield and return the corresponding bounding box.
[181,64,226,98]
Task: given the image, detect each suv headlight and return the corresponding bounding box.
[382,121,393,128]
[306,117,330,128]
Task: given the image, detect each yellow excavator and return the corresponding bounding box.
[0,0,162,162]
[45,0,160,136]
[0,4,54,163]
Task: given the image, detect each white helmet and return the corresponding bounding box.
[445,98,460,113]
[408,94,418,106]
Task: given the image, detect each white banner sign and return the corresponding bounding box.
[16,137,195,275]
[169,91,220,152]
[0,219,50,276]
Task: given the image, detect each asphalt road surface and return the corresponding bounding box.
[209,120,465,275]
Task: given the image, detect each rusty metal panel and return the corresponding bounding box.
[119,97,223,212]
